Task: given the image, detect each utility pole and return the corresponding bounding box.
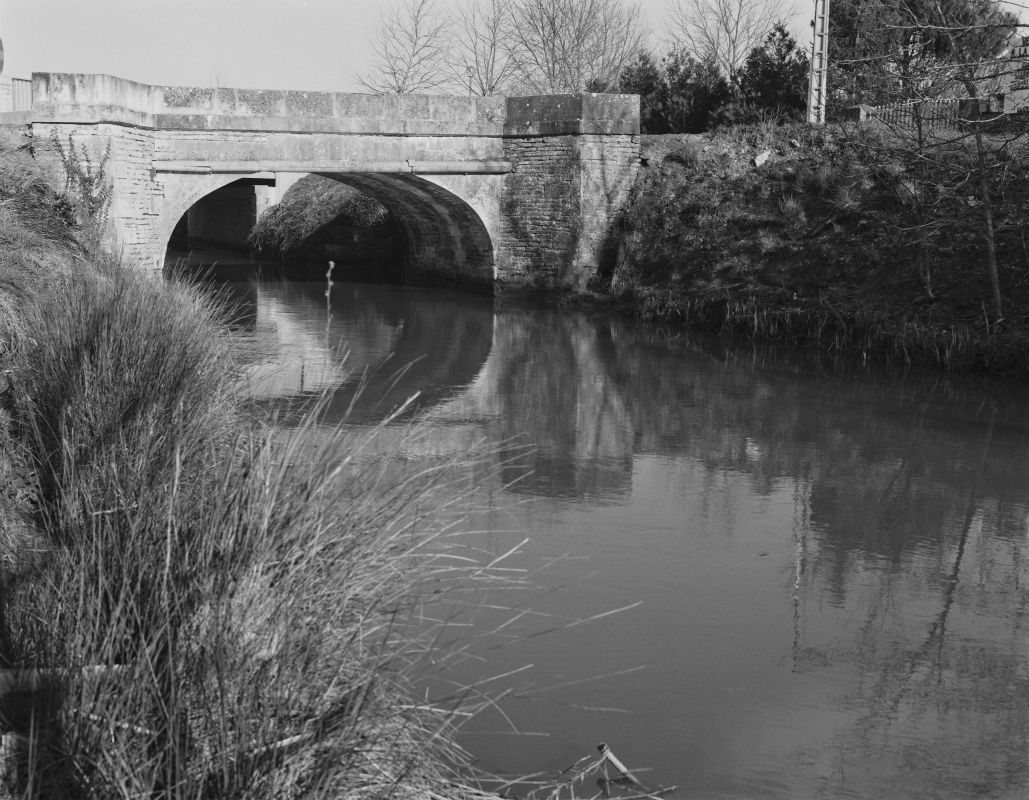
[807,0,830,124]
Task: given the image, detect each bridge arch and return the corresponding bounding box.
[161,171,498,291]
[159,173,251,256]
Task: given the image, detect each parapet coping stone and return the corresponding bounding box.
[23,74,640,137]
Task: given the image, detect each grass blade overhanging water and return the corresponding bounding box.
[0,257,519,799]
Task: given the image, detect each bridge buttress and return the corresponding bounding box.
[500,95,640,293]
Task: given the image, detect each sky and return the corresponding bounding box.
[0,0,810,93]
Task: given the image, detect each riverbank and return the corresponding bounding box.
[0,134,498,798]
[597,124,1029,373]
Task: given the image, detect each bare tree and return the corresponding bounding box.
[836,0,1020,323]
[451,0,519,95]
[671,0,782,81]
[507,0,647,93]
[926,1,1019,322]
[359,0,452,94]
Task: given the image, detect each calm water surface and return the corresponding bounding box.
[213,270,1029,799]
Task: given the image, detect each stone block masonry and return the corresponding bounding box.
[3,73,640,294]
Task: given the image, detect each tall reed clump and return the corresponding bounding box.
[0,132,79,353]
[1,255,501,798]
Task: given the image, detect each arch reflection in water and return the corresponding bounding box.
[220,277,1029,799]
[219,276,494,425]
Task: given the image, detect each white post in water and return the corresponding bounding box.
[807,0,831,124]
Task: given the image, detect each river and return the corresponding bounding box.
[199,262,1029,799]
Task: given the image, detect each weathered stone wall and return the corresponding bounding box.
[501,94,640,292]
[498,134,579,289]
[108,125,162,265]
[574,133,639,286]
[33,121,161,263]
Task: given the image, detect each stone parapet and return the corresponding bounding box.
[25,74,640,140]
[27,73,507,136]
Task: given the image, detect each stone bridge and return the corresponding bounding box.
[1,73,640,293]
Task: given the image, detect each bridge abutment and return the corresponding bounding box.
[9,73,640,293]
[501,96,640,292]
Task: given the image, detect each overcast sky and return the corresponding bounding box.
[2,0,809,92]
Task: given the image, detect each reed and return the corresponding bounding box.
[0,255,508,798]
[0,141,79,350]
[719,295,1011,370]
[510,743,675,800]
[625,283,1029,372]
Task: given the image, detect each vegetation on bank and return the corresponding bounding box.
[248,176,394,261]
[597,121,1029,372]
[246,176,405,281]
[0,133,502,798]
[596,0,1029,372]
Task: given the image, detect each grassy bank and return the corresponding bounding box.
[0,134,500,798]
[601,123,1029,372]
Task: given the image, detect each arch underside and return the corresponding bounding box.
[317,173,495,291]
[161,171,496,292]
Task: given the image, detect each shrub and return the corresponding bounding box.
[619,48,730,134]
[831,182,862,213]
[248,176,391,258]
[49,130,113,244]
[712,108,789,148]
[778,195,808,230]
[662,141,701,168]
[797,162,848,199]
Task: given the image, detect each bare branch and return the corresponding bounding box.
[451,0,519,95]
[884,22,1029,31]
[358,0,453,95]
[670,0,782,80]
[507,0,647,93]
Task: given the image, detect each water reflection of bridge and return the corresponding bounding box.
[218,275,638,499]
[221,274,1029,548]
[218,276,493,424]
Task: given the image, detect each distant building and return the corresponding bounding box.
[1005,36,1029,111]
[0,37,31,113]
